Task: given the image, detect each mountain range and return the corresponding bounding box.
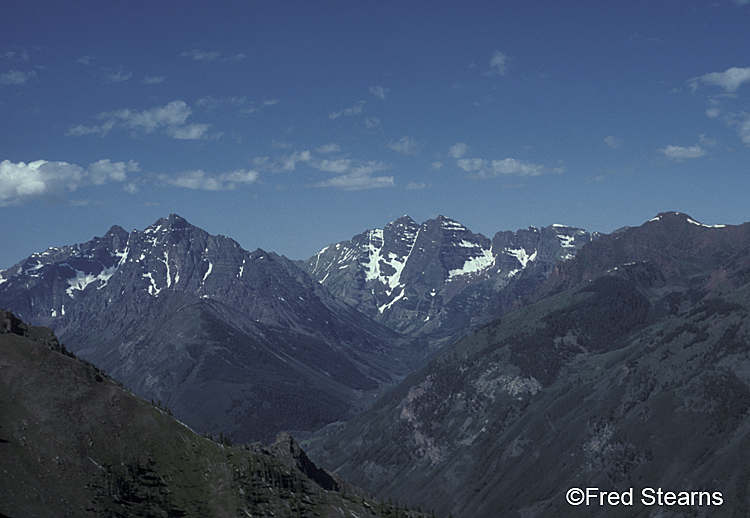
[305,212,750,517]
[0,214,408,442]
[300,214,595,342]
[3,210,750,517]
[0,213,586,443]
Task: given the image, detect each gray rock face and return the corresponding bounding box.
[301,215,596,339]
[0,214,404,442]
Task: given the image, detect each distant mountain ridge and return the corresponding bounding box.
[301,214,596,340]
[0,214,411,442]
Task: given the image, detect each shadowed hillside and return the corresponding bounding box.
[0,309,435,518]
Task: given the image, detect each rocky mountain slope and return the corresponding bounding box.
[301,215,595,342]
[306,212,750,518]
[0,214,415,442]
[0,310,433,518]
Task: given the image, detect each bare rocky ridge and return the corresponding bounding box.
[301,214,595,341]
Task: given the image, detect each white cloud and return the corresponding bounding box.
[66,124,107,137]
[731,0,749,6]
[312,158,352,174]
[0,158,137,205]
[660,144,708,160]
[67,100,215,140]
[727,112,750,145]
[281,150,312,171]
[406,182,430,190]
[604,136,623,149]
[316,143,341,153]
[180,49,245,61]
[449,142,469,159]
[167,123,213,140]
[197,96,278,115]
[224,53,247,61]
[369,85,389,100]
[329,101,365,119]
[698,134,717,148]
[160,169,258,190]
[240,99,279,114]
[271,140,293,149]
[457,157,561,177]
[76,56,93,65]
[310,159,393,190]
[315,162,394,191]
[689,67,750,92]
[1,49,30,62]
[87,159,140,184]
[180,49,222,61]
[0,69,37,85]
[486,50,509,76]
[142,75,165,84]
[107,101,191,131]
[365,117,380,128]
[102,69,132,84]
[388,136,418,155]
[456,158,488,173]
[198,96,247,109]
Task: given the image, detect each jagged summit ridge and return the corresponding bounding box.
[301,214,595,337]
[0,214,242,315]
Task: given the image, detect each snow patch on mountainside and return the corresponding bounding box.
[448,247,494,278]
[363,229,385,282]
[202,261,213,282]
[66,265,118,297]
[440,219,467,231]
[505,248,537,268]
[378,286,406,313]
[142,271,161,296]
[363,227,418,293]
[687,217,726,229]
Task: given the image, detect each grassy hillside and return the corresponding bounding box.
[0,310,434,518]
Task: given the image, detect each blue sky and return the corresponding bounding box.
[2,0,750,268]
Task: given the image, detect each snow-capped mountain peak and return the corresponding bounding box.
[301,215,595,336]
